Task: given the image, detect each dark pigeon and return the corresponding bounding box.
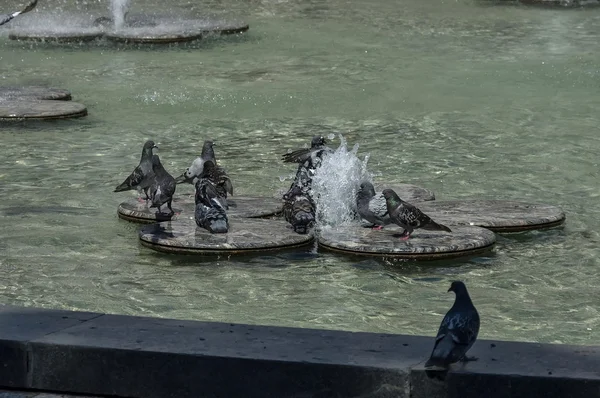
[356,181,391,230]
[281,135,334,164]
[382,188,451,240]
[0,0,37,27]
[425,281,480,380]
[194,164,229,234]
[148,155,177,216]
[114,140,158,201]
[175,140,233,197]
[282,184,316,234]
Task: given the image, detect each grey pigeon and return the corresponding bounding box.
[0,0,37,27]
[175,140,233,197]
[356,181,391,230]
[382,188,451,240]
[281,135,334,164]
[114,140,158,201]
[282,184,315,234]
[194,166,229,234]
[425,281,480,380]
[148,155,177,216]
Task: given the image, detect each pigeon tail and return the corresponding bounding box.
[195,203,229,233]
[423,220,452,233]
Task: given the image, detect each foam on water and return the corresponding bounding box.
[311,134,373,229]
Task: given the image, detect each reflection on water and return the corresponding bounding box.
[1,0,600,345]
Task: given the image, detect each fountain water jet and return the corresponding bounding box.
[110,0,130,30]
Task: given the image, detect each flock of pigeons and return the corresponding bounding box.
[279,135,452,239]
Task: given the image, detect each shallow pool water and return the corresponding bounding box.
[1,0,599,345]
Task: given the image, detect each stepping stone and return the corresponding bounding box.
[0,100,87,120]
[0,86,72,101]
[412,200,565,232]
[117,195,282,224]
[318,225,496,260]
[104,28,203,44]
[139,218,313,255]
[8,29,104,43]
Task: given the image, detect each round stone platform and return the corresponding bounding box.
[8,29,104,43]
[412,200,565,232]
[104,28,203,44]
[318,225,496,260]
[0,100,87,120]
[139,218,313,255]
[0,86,72,101]
[117,196,283,223]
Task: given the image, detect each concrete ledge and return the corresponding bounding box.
[0,305,598,397]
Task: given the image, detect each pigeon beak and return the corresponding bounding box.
[447,287,453,293]
[153,145,159,149]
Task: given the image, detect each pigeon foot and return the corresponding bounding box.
[372,225,384,230]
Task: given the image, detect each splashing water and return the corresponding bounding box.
[311,134,373,228]
[111,0,130,29]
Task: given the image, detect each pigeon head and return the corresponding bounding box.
[201,140,216,160]
[141,140,158,157]
[311,135,326,148]
[381,188,401,203]
[448,281,468,295]
[357,181,376,199]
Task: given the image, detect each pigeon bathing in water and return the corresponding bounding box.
[114,140,158,202]
[382,188,451,240]
[148,155,177,216]
[281,135,334,164]
[194,161,229,234]
[0,0,37,27]
[175,140,233,198]
[282,184,316,234]
[425,281,480,380]
[356,181,391,230]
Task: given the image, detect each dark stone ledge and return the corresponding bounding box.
[0,304,598,398]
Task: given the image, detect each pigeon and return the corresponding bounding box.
[194,172,229,234]
[425,281,480,380]
[382,188,451,240]
[114,140,158,201]
[175,140,233,197]
[148,155,177,216]
[281,135,334,164]
[356,181,391,230]
[0,0,37,27]
[282,184,316,234]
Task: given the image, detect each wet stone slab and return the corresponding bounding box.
[0,391,99,398]
[139,217,313,255]
[318,225,496,260]
[0,100,87,120]
[104,29,203,44]
[118,195,282,223]
[412,200,565,232]
[0,86,72,101]
[8,29,104,43]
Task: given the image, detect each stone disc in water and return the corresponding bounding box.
[194,20,249,35]
[0,86,72,101]
[105,28,203,44]
[118,196,283,223]
[412,200,565,232]
[8,28,103,43]
[318,225,496,260]
[139,218,313,255]
[0,100,87,120]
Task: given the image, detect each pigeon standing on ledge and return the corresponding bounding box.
[425,281,480,380]
[382,188,451,240]
[114,140,158,202]
[0,0,38,27]
[148,155,176,216]
[356,181,391,230]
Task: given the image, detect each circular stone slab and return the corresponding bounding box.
[117,195,283,223]
[8,29,103,43]
[318,225,496,260]
[139,218,314,255]
[104,28,203,44]
[194,20,249,35]
[0,100,87,120]
[0,86,72,101]
[412,200,565,232]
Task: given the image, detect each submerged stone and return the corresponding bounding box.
[0,100,87,120]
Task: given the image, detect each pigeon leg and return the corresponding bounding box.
[167,200,174,216]
[372,225,384,230]
[399,229,411,241]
